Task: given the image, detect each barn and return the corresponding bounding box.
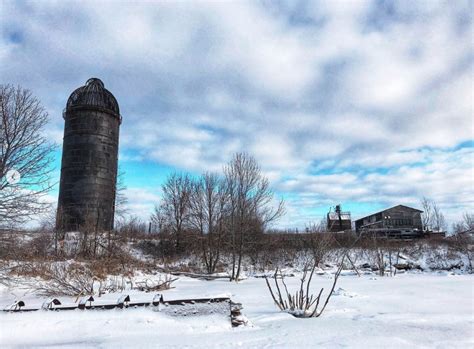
[355,205,423,239]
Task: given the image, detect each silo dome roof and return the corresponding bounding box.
[66,78,120,115]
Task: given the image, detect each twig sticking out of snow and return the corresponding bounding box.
[169,271,230,281]
[133,276,178,292]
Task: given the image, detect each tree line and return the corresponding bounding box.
[150,153,284,280]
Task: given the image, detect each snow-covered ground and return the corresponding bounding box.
[0,273,472,348]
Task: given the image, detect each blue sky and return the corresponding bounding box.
[1,0,472,228]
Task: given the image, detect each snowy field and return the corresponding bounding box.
[0,273,472,348]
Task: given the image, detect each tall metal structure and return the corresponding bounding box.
[57,78,121,231]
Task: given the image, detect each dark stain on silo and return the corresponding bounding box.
[56,78,121,231]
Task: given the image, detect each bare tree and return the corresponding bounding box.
[224,153,285,281]
[452,221,465,235]
[421,197,446,232]
[0,85,55,227]
[452,212,474,234]
[432,202,446,232]
[420,197,433,231]
[188,172,228,274]
[160,173,192,251]
[150,204,167,233]
[462,212,474,230]
[114,168,129,221]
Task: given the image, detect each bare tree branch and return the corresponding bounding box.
[0,85,55,227]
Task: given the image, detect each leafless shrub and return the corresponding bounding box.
[451,234,473,273]
[96,275,130,295]
[358,235,402,277]
[370,236,387,276]
[115,216,148,239]
[0,261,13,286]
[10,257,149,297]
[133,275,178,292]
[24,232,54,258]
[0,231,24,259]
[24,262,98,297]
[306,231,333,266]
[415,241,462,271]
[451,212,474,273]
[265,254,345,318]
[0,230,54,261]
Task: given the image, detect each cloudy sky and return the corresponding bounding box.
[1,0,472,228]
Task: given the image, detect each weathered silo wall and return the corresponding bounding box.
[57,78,121,231]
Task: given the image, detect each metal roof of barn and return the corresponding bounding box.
[355,205,423,222]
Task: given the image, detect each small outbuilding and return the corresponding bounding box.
[327,205,352,232]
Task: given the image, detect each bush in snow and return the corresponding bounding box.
[264,254,345,318]
[26,262,97,297]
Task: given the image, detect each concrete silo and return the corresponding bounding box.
[57,78,121,231]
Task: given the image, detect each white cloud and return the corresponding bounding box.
[121,187,161,221]
[278,146,474,227]
[1,0,472,229]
